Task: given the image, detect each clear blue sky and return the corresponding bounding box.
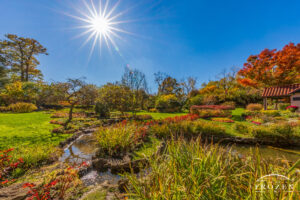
[1,0,300,91]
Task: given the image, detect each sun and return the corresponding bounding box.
[91,16,110,35]
[66,0,131,56]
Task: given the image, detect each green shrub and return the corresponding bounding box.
[95,102,110,118]
[196,109,232,118]
[249,122,298,139]
[278,103,290,110]
[149,120,226,139]
[246,103,263,111]
[193,120,226,135]
[260,110,281,117]
[233,122,250,135]
[8,102,37,113]
[155,94,181,113]
[280,110,299,118]
[186,95,203,108]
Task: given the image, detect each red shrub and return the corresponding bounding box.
[164,114,200,123]
[0,149,24,187]
[190,105,234,114]
[23,162,88,200]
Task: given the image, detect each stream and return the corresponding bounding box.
[59,134,121,186]
[59,133,300,186]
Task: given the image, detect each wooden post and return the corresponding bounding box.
[275,99,278,110]
[263,98,267,110]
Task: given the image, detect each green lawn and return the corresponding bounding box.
[0,112,70,171]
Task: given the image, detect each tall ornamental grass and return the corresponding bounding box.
[94,122,147,157]
[125,139,300,199]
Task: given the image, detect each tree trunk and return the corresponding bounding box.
[64,104,74,129]
[25,64,29,82]
[68,104,74,122]
[21,65,24,82]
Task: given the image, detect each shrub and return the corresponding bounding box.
[0,106,10,112]
[51,112,86,118]
[211,117,234,123]
[0,149,24,188]
[8,102,37,113]
[260,110,280,117]
[278,103,290,110]
[193,120,226,136]
[249,122,298,139]
[280,110,299,118]
[52,127,65,134]
[155,94,181,113]
[186,95,203,108]
[193,109,232,118]
[246,104,263,111]
[134,114,153,121]
[233,122,250,135]
[149,120,226,139]
[149,108,157,113]
[221,101,236,109]
[95,102,110,118]
[286,105,298,112]
[190,105,234,112]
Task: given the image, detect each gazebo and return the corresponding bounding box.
[262,84,300,111]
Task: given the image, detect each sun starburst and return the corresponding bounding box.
[67,0,130,57]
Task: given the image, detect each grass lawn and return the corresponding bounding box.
[0,112,70,172]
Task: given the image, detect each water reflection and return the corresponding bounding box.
[59,134,99,165]
[230,145,300,163]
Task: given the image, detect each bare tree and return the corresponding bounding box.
[154,71,168,95]
[181,76,197,97]
[121,66,148,112]
[216,67,238,98]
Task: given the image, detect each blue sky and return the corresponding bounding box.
[1,0,300,91]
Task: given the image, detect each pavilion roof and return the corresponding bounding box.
[262,84,300,97]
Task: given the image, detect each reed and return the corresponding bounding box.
[125,138,300,199]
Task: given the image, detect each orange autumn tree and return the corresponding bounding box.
[238,43,300,87]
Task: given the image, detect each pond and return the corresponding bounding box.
[231,145,300,163]
[59,133,300,185]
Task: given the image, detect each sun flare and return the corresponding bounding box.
[66,0,131,57]
[91,16,110,35]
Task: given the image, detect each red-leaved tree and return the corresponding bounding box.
[238,43,300,87]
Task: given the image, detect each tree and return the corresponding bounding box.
[238,43,300,87]
[121,66,148,112]
[98,83,133,115]
[159,76,183,97]
[0,34,48,82]
[0,66,9,89]
[181,77,197,97]
[216,68,238,99]
[0,53,9,88]
[64,78,86,126]
[78,84,99,107]
[154,71,168,94]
